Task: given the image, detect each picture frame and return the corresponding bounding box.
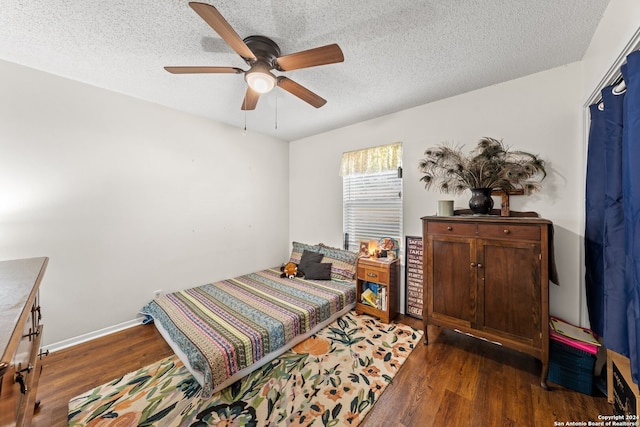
[378,237,399,260]
[358,241,370,257]
[404,236,423,319]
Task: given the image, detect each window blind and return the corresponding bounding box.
[343,169,403,251]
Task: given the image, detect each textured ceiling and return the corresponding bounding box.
[0,0,610,141]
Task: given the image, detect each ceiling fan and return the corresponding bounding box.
[165,2,345,110]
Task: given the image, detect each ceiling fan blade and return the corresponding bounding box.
[277,77,327,108]
[164,66,243,74]
[275,44,344,71]
[189,2,256,61]
[241,87,260,110]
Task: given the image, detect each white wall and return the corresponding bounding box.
[290,62,586,324]
[0,60,290,347]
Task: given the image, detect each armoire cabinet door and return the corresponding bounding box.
[428,236,476,327]
[477,239,541,346]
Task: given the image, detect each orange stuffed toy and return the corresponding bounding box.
[280,262,302,279]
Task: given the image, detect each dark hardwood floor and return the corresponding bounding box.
[33,324,174,427]
[32,315,612,427]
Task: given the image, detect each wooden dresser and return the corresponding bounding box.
[421,216,551,389]
[0,257,49,427]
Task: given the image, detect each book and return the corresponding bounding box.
[361,281,384,309]
[361,288,378,308]
[550,317,601,347]
[364,281,379,295]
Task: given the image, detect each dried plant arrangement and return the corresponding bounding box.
[418,137,547,195]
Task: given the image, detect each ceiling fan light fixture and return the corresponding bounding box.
[245,63,276,94]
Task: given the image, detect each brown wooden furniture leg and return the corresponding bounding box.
[540,361,549,390]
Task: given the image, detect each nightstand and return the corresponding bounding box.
[355,257,399,323]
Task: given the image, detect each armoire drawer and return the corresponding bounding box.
[477,224,540,241]
[426,221,476,237]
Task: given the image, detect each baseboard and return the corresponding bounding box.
[44,318,144,353]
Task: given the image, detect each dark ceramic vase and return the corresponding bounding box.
[468,188,494,215]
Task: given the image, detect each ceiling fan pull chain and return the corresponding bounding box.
[243,108,247,135]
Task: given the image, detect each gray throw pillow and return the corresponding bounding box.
[299,250,323,274]
[304,262,332,280]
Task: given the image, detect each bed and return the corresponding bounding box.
[141,242,358,398]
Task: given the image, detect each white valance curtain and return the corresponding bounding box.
[339,142,402,176]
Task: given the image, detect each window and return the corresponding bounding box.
[341,143,403,251]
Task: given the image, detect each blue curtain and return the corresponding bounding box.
[624,52,640,383]
[585,102,606,337]
[586,50,640,383]
[602,78,627,354]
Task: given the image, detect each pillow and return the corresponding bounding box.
[317,243,358,281]
[288,241,322,266]
[299,250,323,274]
[303,262,332,280]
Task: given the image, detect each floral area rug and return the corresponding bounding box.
[68,312,422,426]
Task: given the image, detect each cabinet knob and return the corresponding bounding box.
[503,229,510,234]
[447,226,453,231]
[470,262,476,267]
[477,263,483,268]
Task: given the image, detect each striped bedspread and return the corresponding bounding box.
[141,267,356,397]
